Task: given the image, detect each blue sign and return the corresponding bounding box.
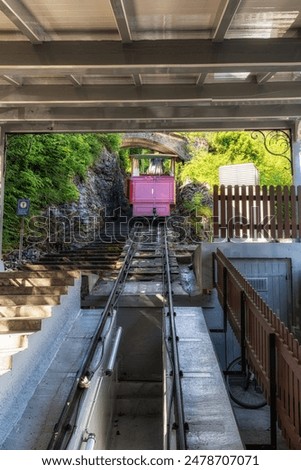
[17,198,30,216]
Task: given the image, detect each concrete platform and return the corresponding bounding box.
[1,308,103,449]
[82,280,189,308]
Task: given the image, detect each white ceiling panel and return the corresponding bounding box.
[0,0,299,132]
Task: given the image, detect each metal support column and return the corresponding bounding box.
[292,121,301,187]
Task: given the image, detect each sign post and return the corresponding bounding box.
[17,198,30,262]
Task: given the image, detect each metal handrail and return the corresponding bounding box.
[163,225,186,450]
[47,233,137,450]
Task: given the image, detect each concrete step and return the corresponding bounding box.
[0,334,28,356]
[0,319,42,333]
[0,276,75,287]
[0,295,61,306]
[22,263,114,272]
[40,250,122,261]
[34,260,117,268]
[0,305,52,318]
[0,356,12,375]
[1,270,80,279]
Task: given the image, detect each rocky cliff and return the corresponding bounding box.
[27,148,129,254]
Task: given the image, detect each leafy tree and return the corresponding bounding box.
[178,131,292,187]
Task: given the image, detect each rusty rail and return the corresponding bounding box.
[213,185,301,240]
[214,248,301,449]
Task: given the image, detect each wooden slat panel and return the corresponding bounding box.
[215,248,301,449]
[220,185,226,239]
[241,185,248,239]
[227,185,233,239]
[290,186,297,239]
[293,371,299,431]
[255,185,262,239]
[234,185,240,238]
[269,185,276,240]
[213,185,219,238]
[262,185,269,238]
[213,185,300,240]
[283,186,291,238]
[276,185,283,239]
[248,185,255,238]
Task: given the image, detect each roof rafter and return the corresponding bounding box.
[68,75,82,87]
[1,74,22,86]
[109,0,132,43]
[256,72,275,84]
[0,0,49,44]
[196,74,207,86]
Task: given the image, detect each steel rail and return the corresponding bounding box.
[47,233,137,450]
[163,225,187,450]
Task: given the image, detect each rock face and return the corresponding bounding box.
[171,182,213,242]
[76,147,129,218]
[176,182,213,215]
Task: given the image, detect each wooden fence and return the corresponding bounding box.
[213,185,301,240]
[215,248,301,449]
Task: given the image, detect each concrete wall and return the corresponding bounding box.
[0,277,82,445]
[117,307,163,381]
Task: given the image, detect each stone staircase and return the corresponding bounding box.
[0,230,127,375]
[0,269,80,375]
[31,239,125,275]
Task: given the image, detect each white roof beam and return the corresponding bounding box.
[0,104,300,122]
[4,120,293,134]
[0,83,299,106]
[213,0,241,42]
[110,0,132,43]
[0,39,300,74]
[0,0,49,44]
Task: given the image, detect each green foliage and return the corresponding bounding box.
[182,192,213,241]
[118,148,132,173]
[118,147,153,173]
[183,192,211,217]
[97,133,122,153]
[3,133,122,251]
[178,131,292,187]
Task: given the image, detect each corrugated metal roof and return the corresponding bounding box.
[0,0,299,133]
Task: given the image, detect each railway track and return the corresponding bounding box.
[47,220,187,450]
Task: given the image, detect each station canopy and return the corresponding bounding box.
[0,0,300,133]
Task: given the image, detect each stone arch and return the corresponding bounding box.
[121,132,190,161]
